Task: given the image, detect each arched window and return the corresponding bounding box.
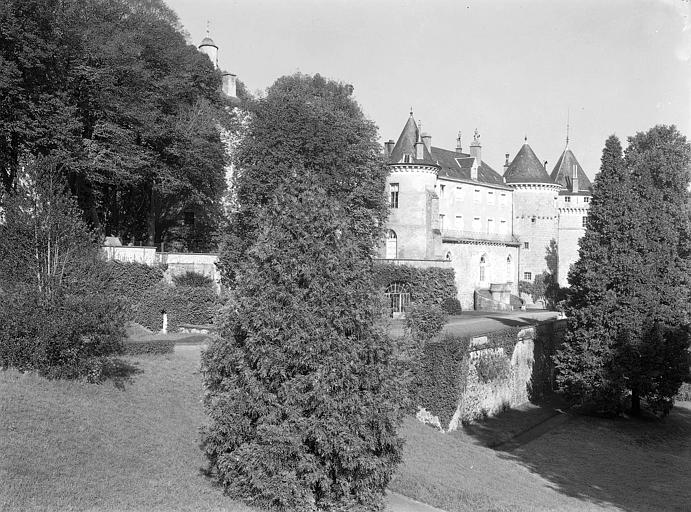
[445,251,452,261]
[385,229,397,259]
[479,254,487,283]
[384,282,411,318]
[506,255,513,283]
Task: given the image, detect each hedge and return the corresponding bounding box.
[132,284,219,332]
[122,338,175,355]
[373,263,457,307]
[103,261,166,309]
[412,321,566,428]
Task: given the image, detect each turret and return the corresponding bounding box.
[198,36,218,68]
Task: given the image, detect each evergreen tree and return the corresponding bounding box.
[201,74,403,511]
[555,129,691,415]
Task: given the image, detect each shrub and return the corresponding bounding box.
[172,271,214,288]
[104,261,165,306]
[123,338,175,356]
[474,351,511,384]
[405,302,448,344]
[441,297,462,315]
[133,284,218,332]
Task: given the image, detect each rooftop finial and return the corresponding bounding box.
[566,108,570,148]
[409,107,414,117]
[524,135,528,143]
[473,128,480,144]
[206,20,210,37]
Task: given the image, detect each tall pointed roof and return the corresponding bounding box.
[551,148,593,194]
[388,114,437,166]
[199,36,217,48]
[503,142,555,184]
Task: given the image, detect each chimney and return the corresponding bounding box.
[471,160,478,181]
[544,160,548,171]
[384,139,395,158]
[469,128,481,166]
[222,72,237,98]
[421,132,432,152]
[415,139,425,159]
[572,163,579,193]
[503,153,510,174]
[456,131,462,153]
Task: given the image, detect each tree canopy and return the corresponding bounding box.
[0,0,237,249]
[555,128,691,416]
[202,73,403,511]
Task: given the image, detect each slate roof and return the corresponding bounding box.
[550,148,593,194]
[430,147,507,187]
[503,143,555,184]
[388,115,438,166]
[199,37,217,48]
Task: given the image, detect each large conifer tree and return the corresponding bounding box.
[555,128,691,415]
[201,74,403,511]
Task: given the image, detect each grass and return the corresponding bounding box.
[2,345,689,512]
[0,348,253,512]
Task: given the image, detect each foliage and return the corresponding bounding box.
[518,273,548,306]
[372,263,458,309]
[404,302,448,344]
[0,160,125,380]
[555,128,691,416]
[441,297,463,315]
[132,284,218,332]
[172,271,214,288]
[474,351,512,384]
[202,73,403,512]
[104,261,165,305]
[122,338,175,356]
[0,0,239,249]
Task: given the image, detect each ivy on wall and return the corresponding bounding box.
[413,321,566,428]
[373,263,457,306]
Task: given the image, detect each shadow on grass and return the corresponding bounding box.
[104,358,143,390]
[493,403,691,512]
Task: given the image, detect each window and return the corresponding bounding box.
[385,282,411,318]
[499,219,507,234]
[445,251,452,261]
[564,196,571,203]
[524,241,530,250]
[439,184,445,199]
[531,217,536,223]
[487,218,494,233]
[472,217,481,232]
[487,191,495,205]
[385,229,397,259]
[389,183,399,208]
[456,186,464,200]
[474,189,481,203]
[506,255,513,282]
[524,272,532,281]
[500,193,507,205]
[403,154,411,163]
[439,214,445,231]
[480,254,487,282]
[455,215,463,230]
[582,216,587,227]
[583,196,590,203]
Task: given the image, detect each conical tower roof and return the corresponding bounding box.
[388,114,437,166]
[503,142,555,184]
[551,148,593,193]
[199,36,217,48]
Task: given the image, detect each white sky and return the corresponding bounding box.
[166,0,691,179]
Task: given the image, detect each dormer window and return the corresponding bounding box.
[583,197,590,203]
[403,154,411,163]
[564,196,571,203]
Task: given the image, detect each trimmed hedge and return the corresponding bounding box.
[373,263,457,307]
[413,321,566,428]
[122,338,175,355]
[132,284,219,332]
[104,261,166,307]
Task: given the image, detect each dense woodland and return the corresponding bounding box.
[0,0,241,250]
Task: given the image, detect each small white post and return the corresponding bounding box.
[161,310,168,335]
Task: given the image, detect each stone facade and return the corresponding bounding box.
[381,114,592,309]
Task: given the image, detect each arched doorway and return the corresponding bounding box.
[385,229,397,259]
[384,282,411,318]
[479,254,488,284]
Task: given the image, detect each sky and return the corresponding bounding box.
[165,0,690,179]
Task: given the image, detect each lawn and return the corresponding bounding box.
[2,345,689,512]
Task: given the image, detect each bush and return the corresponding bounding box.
[122,338,175,355]
[133,284,219,332]
[172,271,214,288]
[441,297,462,315]
[405,302,448,344]
[104,261,165,302]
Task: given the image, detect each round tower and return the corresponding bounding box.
[503,139,561,293]
[384,113,441,260]
[198,36,218,68]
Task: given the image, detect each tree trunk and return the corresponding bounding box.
[630,389,641,416]
[147,183,157,246]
